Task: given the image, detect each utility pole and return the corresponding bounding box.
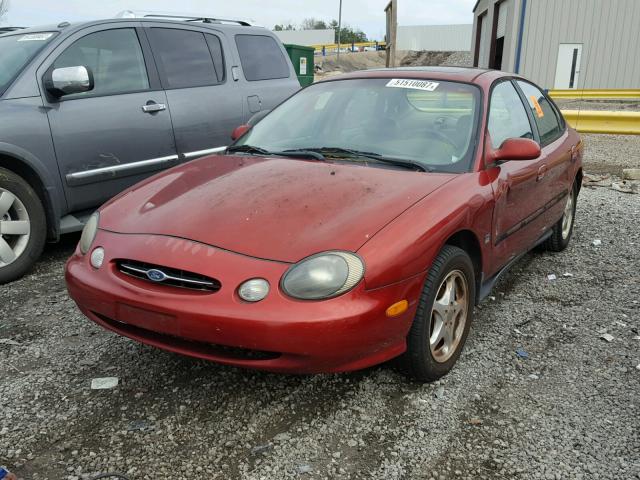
[336,0,343,64]
[385,0,397,68]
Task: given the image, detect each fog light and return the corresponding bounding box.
[238,278,270,302]
[90,247,105,269]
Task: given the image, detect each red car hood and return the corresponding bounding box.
[99,155,455,263]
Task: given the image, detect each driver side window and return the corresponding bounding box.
[53,28,149,97]
[488,81,533,149]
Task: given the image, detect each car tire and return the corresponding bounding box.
[0,168,46,284]
[401,245,475,382]
[542,182,577,252]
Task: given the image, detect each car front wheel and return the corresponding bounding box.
[0,168,46,284]
[401,245,475,382]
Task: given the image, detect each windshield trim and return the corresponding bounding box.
[232,77,484,174]
[0,31,59,97]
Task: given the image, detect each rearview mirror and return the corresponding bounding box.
[231,124,251,142]
[45,66,94,98]
[491,138,541,163]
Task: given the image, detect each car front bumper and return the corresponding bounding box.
[65,230,423,373]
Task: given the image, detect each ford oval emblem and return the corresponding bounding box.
[146,269,167,282]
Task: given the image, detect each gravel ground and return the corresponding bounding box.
[580,133,640,177]
[1,139,639,480]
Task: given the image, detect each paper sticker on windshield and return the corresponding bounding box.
[18,33,54,42]
[386,79,440,92]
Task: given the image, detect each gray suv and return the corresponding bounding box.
[0,14,300,283]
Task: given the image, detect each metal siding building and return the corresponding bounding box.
[471,0,640,89]
[397,24,473,51]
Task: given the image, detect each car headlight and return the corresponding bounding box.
[79,212,99,255]
[281,251,364,300]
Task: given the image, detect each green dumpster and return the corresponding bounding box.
[284,44,315,87]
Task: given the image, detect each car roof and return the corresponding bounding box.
[1,17,269,37]
[318,66,513,84]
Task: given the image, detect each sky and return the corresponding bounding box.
[1,0,476,40]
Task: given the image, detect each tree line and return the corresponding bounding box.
[274,18,368,44]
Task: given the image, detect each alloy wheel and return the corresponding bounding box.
[0,187,31,267]
[561,189,575,240]
[429,270,469,363]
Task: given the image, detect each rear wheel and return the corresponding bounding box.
[401,245,475,382]
[0,168,46,284]
[543,182,577,252]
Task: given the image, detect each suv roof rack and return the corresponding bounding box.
[115,10,256,27]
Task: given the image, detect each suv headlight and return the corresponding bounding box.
[79,212,99,255]
[281,251,364,300]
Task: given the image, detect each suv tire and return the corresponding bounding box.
[0,168,46,284]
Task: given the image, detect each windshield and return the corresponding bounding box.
[0,32,57,95]
[236,78,481,173]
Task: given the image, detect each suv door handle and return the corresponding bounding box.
[537,164,548,182]
[142,102,166,113]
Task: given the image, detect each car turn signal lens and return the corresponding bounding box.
[386,300,408,318]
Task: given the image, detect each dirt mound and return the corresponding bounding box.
[314,50,472,79]
[399,50,455,67]
[315,51,389,73]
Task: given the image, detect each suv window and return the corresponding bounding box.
[53,28,149,96]
[235,35,289,81]
[488,81,533,149]
[147,28,223,88]
[516,81,564,146]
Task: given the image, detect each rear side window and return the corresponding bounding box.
[53,28,149,96]
[148,28,224,88]
[488,81,533,149]
[516,81,564,146]
[235,35,289,81]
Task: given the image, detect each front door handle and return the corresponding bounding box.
[537,164,548,182]
[142,102,166,113]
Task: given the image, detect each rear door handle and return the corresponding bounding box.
[537,164,548,181]
[142,102,166,113]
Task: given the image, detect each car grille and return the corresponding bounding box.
[116,260,221,292]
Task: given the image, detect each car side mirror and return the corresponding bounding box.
[231,124,251,142]
[491,138,541,163]
[45,66,94,98]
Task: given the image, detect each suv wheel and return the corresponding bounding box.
[401,245,475,382]
[0,168,46,284]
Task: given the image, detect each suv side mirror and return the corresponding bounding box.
[231,124,251,142]
[491,138,541,163]
[45,66,94,98]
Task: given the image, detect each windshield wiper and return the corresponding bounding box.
[226,145,325,160]
[226,144,271,155]
[295,147,429,172]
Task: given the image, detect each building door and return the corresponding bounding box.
[554,44,582,89]
[491,0,509,70]
[475,13,489,67]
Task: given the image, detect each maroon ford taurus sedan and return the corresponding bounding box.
[66,68,582,381]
